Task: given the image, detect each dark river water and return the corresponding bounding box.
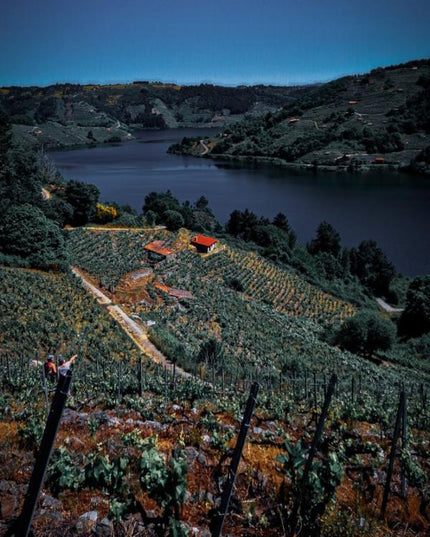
[51,129,430,276]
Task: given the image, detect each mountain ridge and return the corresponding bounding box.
[3,59,429,174]
[0,80,313,150]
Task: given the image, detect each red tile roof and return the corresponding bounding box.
[190,235,218,248]
[144,240,173,257]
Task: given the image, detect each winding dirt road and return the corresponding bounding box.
[200,139,210,155]
[376,297,404,313]
[71,267,191,377]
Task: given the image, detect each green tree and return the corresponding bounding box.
[195,195,209,210]
[398,276,430,338]
[251,224,292,263]
[0,108,12,169]
[162,210,184,231]
[350,240,396,296]
[0,147,43,214]
[226,208,259,240]
[36,151,58,184]
[272,212,297,248]
[335,311,396,358]
[179,200,195,229]
[225,209,243,236]
[65,180,100,226]
[308,221,341,257]
[34,97,57,123]
[272,212,290,232]
[143,190,180,218]
[145,210,157,226]
[314,252,344,280]
[0,204,68,270]
[42,198,74,227]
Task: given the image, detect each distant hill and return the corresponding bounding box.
[0,81,312,150]
[169,59,430,174]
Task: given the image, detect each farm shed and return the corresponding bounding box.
[190,235,218,253]
[143,241,174,263]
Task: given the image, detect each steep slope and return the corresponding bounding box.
[1,242,429,537]
[66,227,430,397]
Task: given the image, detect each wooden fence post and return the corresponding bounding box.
[381,390,405,518]
[289,374,337,536]
[313,372,318,410]
[138,356,143,397]
[304,370,308,404]
[211,382,259,537]
[117,361,122,403]
[41,366,49,416]
[13,372,73,537]
[401,393,408,499]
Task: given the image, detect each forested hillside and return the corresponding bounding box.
[170,60,430,174]
[0,81,311,149]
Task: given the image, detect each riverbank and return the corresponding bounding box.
[193,151,411,174]
[13,118,429,177]
[50,128,430,276]
[169,144,430,176]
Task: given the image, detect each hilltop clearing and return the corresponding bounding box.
[169,60,430,174]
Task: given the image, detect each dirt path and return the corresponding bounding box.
[41,188,52,200]
[65,225,166,232]
[376,297,404,313]
[200,139,209,155]
[71,267,191,377]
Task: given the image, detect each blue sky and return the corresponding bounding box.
[1,0,429,87]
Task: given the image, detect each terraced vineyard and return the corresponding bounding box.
[67,228,172,289]
[200,247,354,321]
[69,228,354,320]
[0,266,145,365]
[1,257,429,536]
[66,229,430,428]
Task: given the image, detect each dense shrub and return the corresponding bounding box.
[335,311,396,357]
[0,204,68,270]
[398,276,430,338]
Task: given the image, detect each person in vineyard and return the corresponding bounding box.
[44,355,57,380]
[58,354,78,376]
